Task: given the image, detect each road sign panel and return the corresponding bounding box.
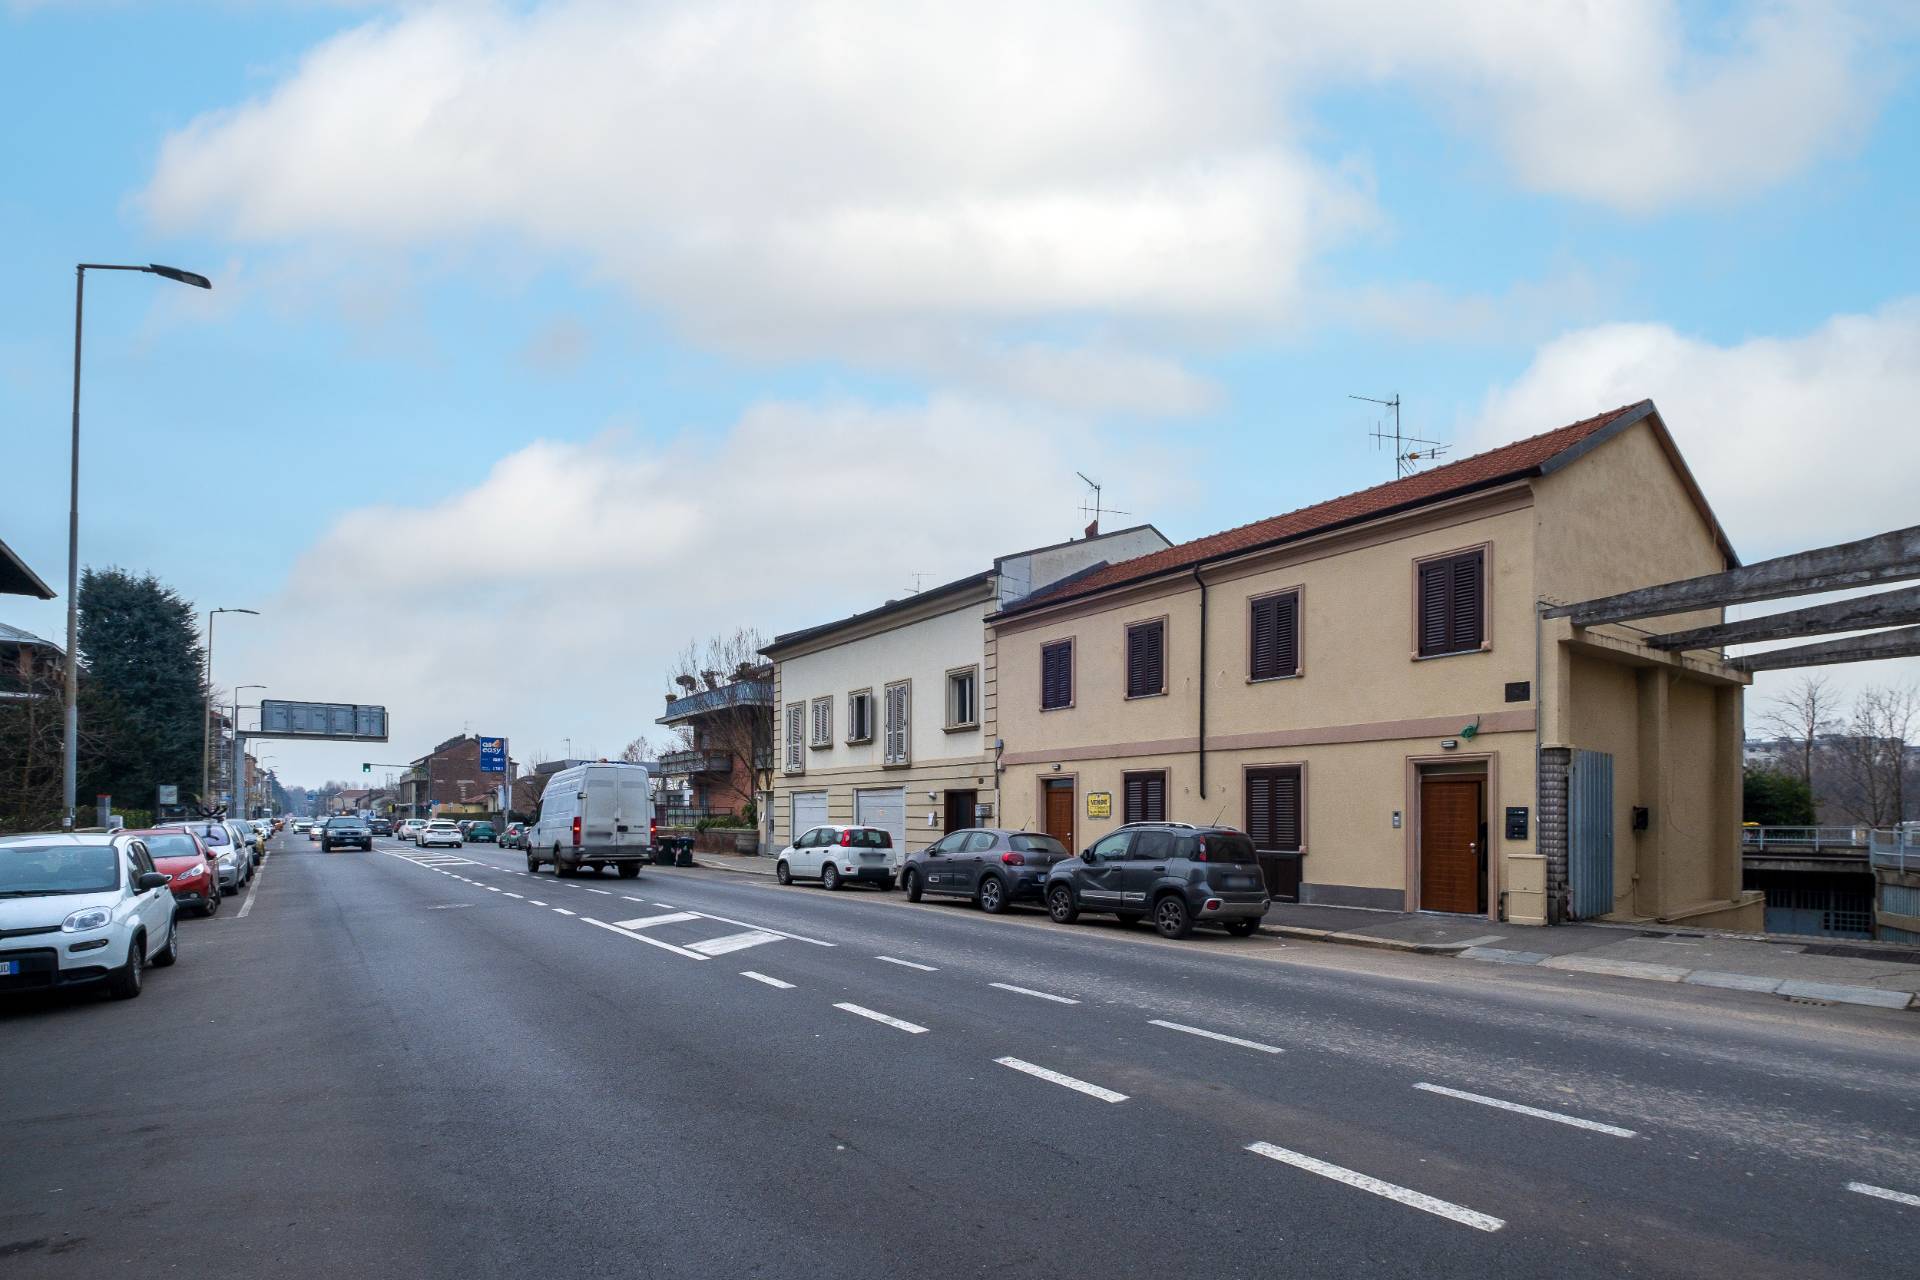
[478,737,506,773]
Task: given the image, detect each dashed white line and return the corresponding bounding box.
[504,892,524,899]
[994,1057,1125,1102]
[621,895,648,903]
[485,886,502,893]
[741,971,796,990]
[553,908,576,916]
[1412,1083,1637,1138]
[876,956,938,972]
[835,1003,929,1034]
[1246,1142,1504,1232]
[1149,1019,1284,1054]
[989,982,1079,1005]
[1849,1181,1920,1208]
[584,888,613,895]
[530,900,548,907]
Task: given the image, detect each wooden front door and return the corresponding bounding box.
[943,789,976,835]
[1419,776,1484,914]
[1042,781,1075,854]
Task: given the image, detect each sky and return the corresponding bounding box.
[2,0,1917,789]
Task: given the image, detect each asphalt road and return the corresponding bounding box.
[4,831,1917,1279]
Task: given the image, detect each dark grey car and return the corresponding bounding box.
[1044,823,1271,939]
[901,828,1070,913]
[320,816,373,852]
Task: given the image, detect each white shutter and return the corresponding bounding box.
[784,703,805,773]
[883,682,910,765]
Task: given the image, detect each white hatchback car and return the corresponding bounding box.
[418,820,463,849]
[399,819,428,843]
[0,832,180,1000]
[775,825,896,890]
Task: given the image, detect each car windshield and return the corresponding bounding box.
[1009,834,1069,856]
[142,833,202,859]
[845,828,891,848]
[0,843,120,896]
[327,818,367,829]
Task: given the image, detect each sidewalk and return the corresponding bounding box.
[688,852,1919,1012]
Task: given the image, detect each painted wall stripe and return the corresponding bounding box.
[994,1057,1126,1102]
[1245,1142,1504,1232]
[1148,1019,1284,1054]
[990,982,1079,1005]
[834,1003,929,1034]
[1413,1083,1637,1138]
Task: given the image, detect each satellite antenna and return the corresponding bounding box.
[1075,472,1130,536]
[1351,393,1450,480]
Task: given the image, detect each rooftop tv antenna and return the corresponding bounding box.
[1075,472,1130,536]
[1351,393,1449,480]
[906,572,933,595]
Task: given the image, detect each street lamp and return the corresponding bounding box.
[63,262,212,828]
[201,607,258,802]
[229,684,266,816]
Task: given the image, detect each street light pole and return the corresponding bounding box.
[201,608,258,804]
[233,685,266,818]
[63,262,212,828]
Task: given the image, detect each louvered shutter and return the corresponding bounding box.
[1245,766,1301,851]
[1123,772,1167,823]
[1417,560,1451,656]
[1251,594,1299,680]
[1449,551,1484,651]
[1124,774,1145,823]
[883,683,910,764]
[1126,622,1164,697]
[1041,642,1072,709]
[784,704,804,772]
[1246,772,1272,846]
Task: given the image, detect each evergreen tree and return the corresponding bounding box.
[76,567,207,810]
[1743,766,1816,827]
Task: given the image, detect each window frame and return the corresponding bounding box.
[846,688,874,744]
[1412,543,1492,660]
[1123,616,1169,700]
[783,702,806,775]
[944,664,980,731]
[1121,769,1168,824]
[809,695,833,750]
[1039,637,1076,712]
[882,679,912,767]
[1246,585,1304,683]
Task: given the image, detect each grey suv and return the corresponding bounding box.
[1044,823,1271,939]
[320,816,373,852]
[901,828,1070,913]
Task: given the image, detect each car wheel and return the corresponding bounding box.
[617,863,640,879]
[153,918,180,967]
[1153,895,1193,939]
[1114,913,1142,928]
[203,888,221,917]
[903,869,923,902]
[776,860,792,885]
[526,853,540,874]
[1225,918,1259,938]
[553,850,570,878]
[108,935,145,999]
[1047,884,1079,924]
[822,863,842,891]
[454,841,463,849]
[977,875,1008,914]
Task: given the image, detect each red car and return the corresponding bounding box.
[125,827,221,917]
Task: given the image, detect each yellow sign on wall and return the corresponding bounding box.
[1086,791,1112,819]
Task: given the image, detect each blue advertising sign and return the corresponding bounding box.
[478,737,506,773]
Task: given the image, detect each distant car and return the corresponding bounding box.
[1043,823,1271,939]
[500,823,525,851]
[369,818,392,836]
[901,828,1070,913]
[162,820,249,893]
[467,821,496,843]
[0,831,180,999]
[776,825,895,891]
[226,821,263,866]
[307,822,323,843]
[126,827,221,917]
[399,819,427,843]
[419,820,462,849]
[291,818,310,833]
[321,816,373,852]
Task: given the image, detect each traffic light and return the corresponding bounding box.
[362,762,371,773]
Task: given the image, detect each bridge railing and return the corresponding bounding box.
[1742,825,1870,854]
[1869,827,1920,874]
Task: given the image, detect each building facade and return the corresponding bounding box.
[990,402,1761,929]
[654,666,774,828]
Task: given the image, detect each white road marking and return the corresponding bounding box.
[486,886,501,893]
[530,900,548,907]
[876,956,938,971]
[835,1003,929,1034]
[687,930,784,957]
[1849,1181,1920,1208]
[581,917,710,960]
[614,911,700,930]
[989,982,1079,1005]
[504,893,524,899]
[740,971,795,990]
[1148,1019,1284,1054]
[654,901,676,908]
[553,908,576,916]
[584,888,612,895]
[1413,1083,1637,1138]
[994,1057,1125,1102]
[1245,1142,1504,1232]
[683,909,835,948]
[236,858,269,919]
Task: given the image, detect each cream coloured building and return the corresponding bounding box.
[988,402,1764,929]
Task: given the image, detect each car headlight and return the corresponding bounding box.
[62,906,112,932]
[219,853,235,868]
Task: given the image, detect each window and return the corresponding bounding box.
[1040,640,1074,710]
[1125,619,1166,698]
[1245,766,1302,852]
[927,832,965,855]
[1122,770,1167,824]
[1129,829,1175,861]
[810,696,833,748]
[963,831,997,853]
[1416,548,1486,657]
[847,690,873,743]
[946,666,978,728]
[883,681,911,765]
[1089,831,1132,859]
[784,703,805,774]
[1249,590,1301,681]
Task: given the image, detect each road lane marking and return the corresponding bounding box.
[236,857,269,919]
[486,886,501,892]
[686,930,784,957]
[1849,1182,1920,1208]
[989,982,1079,1005]
[530,900,548,906]
[553,908,576,916]
[684,910,835,948]
[614,911,701,930]
[876,956,938,971]
[835,1003,929,1034]
[581,917,711,960]
[504,892,524,899]
[994,1057,1125,1102]
[1148,1019,1283,1054]
[1245,1143,1504,1232]
[1412,1083,1637,1138]
[584,888,613,895]
[622,896,648,903]
[741,971,795,989]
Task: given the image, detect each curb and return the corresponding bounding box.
[691,858,778,879]
[1261,924,1477,956]
[1456,944,1916,1011]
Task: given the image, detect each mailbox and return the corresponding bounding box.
[1504,806,1529,840]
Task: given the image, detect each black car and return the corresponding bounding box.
[370,818,393,836]
[320,816,373,852]
[902,828,1070,913]
[1044,822,1271,939]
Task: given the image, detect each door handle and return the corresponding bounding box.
[1151,865,1165,872]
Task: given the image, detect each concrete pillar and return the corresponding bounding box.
[1634,667,1671,918]
[1713,684,1744,903]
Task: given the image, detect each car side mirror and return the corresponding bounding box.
[1081,848,1095,862]
[137,871,170,891]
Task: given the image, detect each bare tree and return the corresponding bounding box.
[1760,674,1840,785]
[662,628,772,820]
[620,735,657,764]
[1826,684,1918,828]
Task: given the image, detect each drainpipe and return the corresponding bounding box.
[1193,566,1208,800]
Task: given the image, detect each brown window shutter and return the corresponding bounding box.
[1127,621,1164,697]
[1145,772,1165,822]
[1042,641,1073,709]
[1251,592,1299,679]
[1450,551,1484,650]
[1123,771,1167,823]
[1245,766,1301,852]
[1417,560,1451,656]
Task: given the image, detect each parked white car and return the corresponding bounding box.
[0,832,180,999]
[399,819,427,843]
[418,820,463,849]
[775,825,896,890]
[226,820,263,867]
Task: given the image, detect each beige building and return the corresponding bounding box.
[988,401,1763,929]
[763,527,1170,859]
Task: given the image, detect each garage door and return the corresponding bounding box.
[855,787,907,863]
[790,791,828,842]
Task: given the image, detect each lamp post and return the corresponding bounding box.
[63,263,213,827]
[202,607,258,803]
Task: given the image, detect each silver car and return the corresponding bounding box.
[163,820,249,893]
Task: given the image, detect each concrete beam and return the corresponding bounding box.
[1646,584,1920,651]
[1731,624,1920,672]
[1543,525,1920,626]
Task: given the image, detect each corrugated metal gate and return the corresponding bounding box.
[1568,749,1614,920]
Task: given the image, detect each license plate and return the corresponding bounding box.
[0,961,18,976]
[1224,876,1255,889]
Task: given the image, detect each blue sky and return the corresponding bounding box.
[3,1,1916,786]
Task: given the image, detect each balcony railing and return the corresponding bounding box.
[658,749,734,775]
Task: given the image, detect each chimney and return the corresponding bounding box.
[1085,519,1099,538]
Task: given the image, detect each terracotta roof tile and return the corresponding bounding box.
[1007,402,1649,613]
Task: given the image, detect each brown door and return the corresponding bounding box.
[1043,781,1075,854]
[1419,776,1483,914]
[944,789,976,834]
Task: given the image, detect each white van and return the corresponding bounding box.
[525,762,655,879]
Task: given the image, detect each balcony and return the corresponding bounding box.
[657,749,734,776]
